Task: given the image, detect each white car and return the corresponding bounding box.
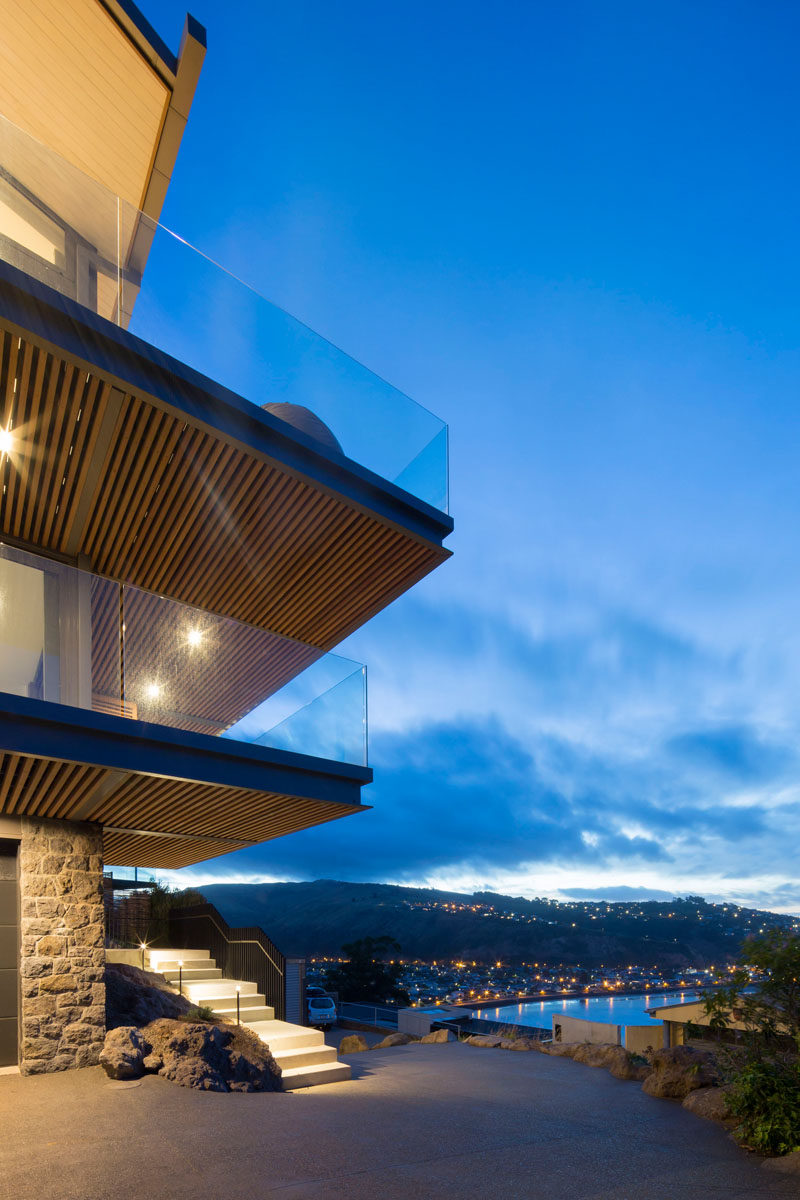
[307,993,337,1029]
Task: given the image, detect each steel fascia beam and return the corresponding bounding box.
[0,692,372,807]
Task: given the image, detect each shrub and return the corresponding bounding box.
[725,1055,800,1157]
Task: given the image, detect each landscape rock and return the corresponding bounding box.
[373,1032,415,1048]
[681,1086,732,1124]
[99,1019,281,1092]
[641,1046,718,1100]
[762,1150,800,1174]
[339,1034,369,1054]
[420,1028,455,1043]
[145,1019,281,1093]
[465,1035,503,1048]
[507,1038,538,1051]
[99,1026,146,1080]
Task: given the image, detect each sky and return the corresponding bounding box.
[140,0,800,911]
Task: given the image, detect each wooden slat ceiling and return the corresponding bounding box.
[0,0,170,213]
[0,751,364,869]
[0,328,449,649]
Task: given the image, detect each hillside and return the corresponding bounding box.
[189,880,797,969]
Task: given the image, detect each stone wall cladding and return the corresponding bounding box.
[19,818,105,1074]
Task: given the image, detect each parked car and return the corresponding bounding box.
[307,993,337,1030]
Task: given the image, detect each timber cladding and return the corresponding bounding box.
[0,326,449,648]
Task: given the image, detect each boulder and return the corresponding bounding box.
[373,1032,414,1049]
[420,1028,455,1044]
[144,1019,281,1093]
[99,1018,282,1092]
[682,1086,732,1124]
[339,1034,369,1054]
[641,1046,718,1100]
[465,1035,504,1048]
[99,1025,146,1080]
[507,1038,537,1051]
[763,1150,800,1174]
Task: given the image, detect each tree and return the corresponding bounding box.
[704,929,800,1049]
[703,930,800,1157]
[323,935,410,1005]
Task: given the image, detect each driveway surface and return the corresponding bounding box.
[0,1040,795,1199]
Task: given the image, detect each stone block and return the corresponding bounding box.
[39,974,77,995]
[85,1005,106,1027]
[60,905,91,930]
[21,958,53,980]
[21,1037,59,1061]
[23,996,57,1019]
[20,919,53,938]
[21,979,40,999]
[62,1023,95,1045]
[35,935,66,957]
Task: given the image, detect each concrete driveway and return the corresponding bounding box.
[0,1041,794,1199]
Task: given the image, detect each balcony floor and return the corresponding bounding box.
[0,693,370,868]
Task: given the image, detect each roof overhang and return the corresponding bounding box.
[0,0,205,223]
[0,260,452,648]
[0,692,371,869]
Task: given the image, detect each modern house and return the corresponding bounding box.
[0,1,452,1077]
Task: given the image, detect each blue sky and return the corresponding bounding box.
[142,1,800,910]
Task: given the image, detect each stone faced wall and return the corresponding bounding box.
[19,818,105,1074]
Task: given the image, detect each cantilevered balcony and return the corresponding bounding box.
[0,544,371,868]
[0,113,452,650]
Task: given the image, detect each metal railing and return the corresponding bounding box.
[338,1002,400,1029]
[168,902,286,1021]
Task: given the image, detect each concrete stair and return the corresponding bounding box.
[149,949,350,1089]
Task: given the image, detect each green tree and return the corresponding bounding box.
[324,935,410,1004]
[704,929,800,1050]
[703,930,800,1157]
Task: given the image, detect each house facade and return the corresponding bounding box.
[0,1,452,1074]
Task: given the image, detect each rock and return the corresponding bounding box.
[763,1150,800,1174]
[144,1019,281,1092]
[99,1026,146,1080]
[339,1034,369,1054]
[507,1038,537,1051]
[105,963,198,1029]
[373,1032,414,1048]
[641,1046,718,1100]
[540,1041,578,1056]
[420,1028,455,1043]
[465,1035,503,1047]
[682,1086,732,1124]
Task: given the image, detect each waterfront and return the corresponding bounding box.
[468,988,703,1028]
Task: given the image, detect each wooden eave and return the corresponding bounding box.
[0,0,205,224]
[0,262,452,649]
[0,693,370,869]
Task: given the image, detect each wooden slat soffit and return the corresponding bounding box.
[0,751,364,869]
[0,328,449,649]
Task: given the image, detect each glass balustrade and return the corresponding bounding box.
[0,543,367,766]
[0,112,448,513]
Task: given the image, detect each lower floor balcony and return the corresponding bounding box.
[0,543,371,868]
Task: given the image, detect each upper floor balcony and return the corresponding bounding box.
[0,542,371,868]
[0,117,451,644]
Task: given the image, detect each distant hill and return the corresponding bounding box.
[188,879,797,969]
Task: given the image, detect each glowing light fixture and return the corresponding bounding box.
[186,628,203,648]
[144,682,162,700]
[0,428,12,455]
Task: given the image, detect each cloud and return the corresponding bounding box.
[664,725,795,783]
[558,886,678,902]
